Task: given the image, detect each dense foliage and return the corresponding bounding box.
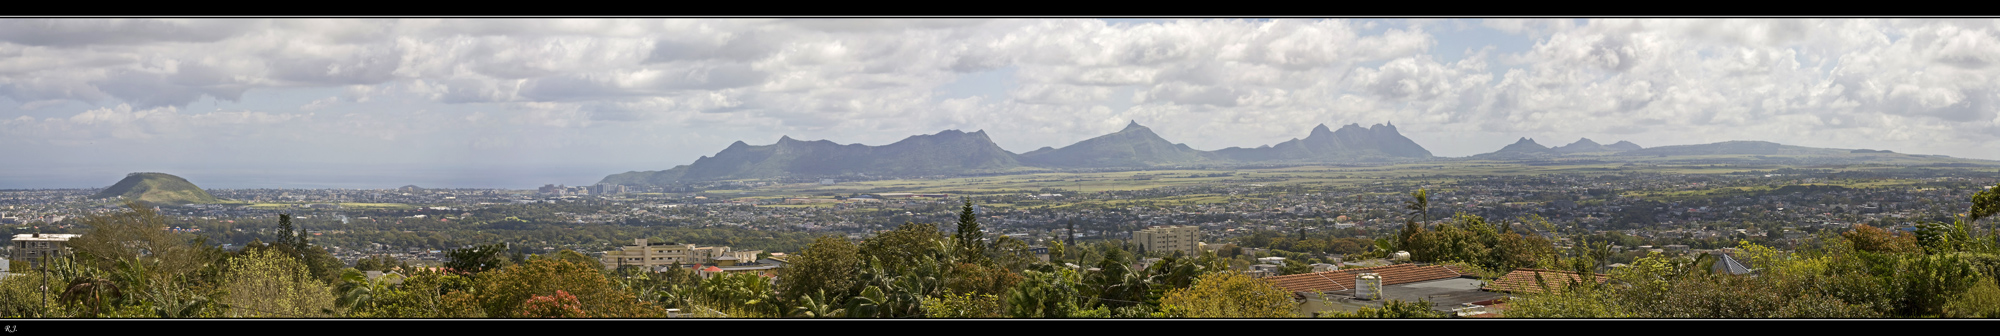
[5,182,1996,318]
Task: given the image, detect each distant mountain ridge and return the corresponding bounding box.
[1615,140,1842,156]
[602,121,1438,185]
[1212,123,1432,162]
[1019,121,1215,168]
[92,172,220,205]
[602,130,1023,186]
[601,123,1979,186]
[1473,137,1647,159]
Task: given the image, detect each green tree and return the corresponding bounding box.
[954,199,986,264]
[1155,272,1296,318]
[444,244,512,277]
[547,249,603,272]
[1843,224,1918,254]
[860,222,949,267]
[1943,280,2000,318]
[920,292,1001,318]
[473,257,661,318]
[1003,266,1084,318]
[217,249,337,317]
[334,268,400,315]
[65,202,221,290]
[778,235,861,306]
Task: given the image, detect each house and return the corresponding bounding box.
[1264,263,1503,316]
[714,259,786,278]
[363,271,406,285]
[1712,252,1753,275]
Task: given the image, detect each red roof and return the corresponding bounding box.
[1262,264,1470,295]
[1483,268,1610,294]
[702,266,722,272]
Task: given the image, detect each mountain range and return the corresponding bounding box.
[602,121,1437,185]
[599,122,1969,186]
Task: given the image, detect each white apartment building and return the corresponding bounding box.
[11,233,81,269]
[1132,225,1202,255]
[600,239,761,270]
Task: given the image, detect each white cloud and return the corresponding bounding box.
[4,18,2000,187]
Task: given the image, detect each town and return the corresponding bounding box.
[7,165,1993,283]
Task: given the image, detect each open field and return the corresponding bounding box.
[679,155,1997,209]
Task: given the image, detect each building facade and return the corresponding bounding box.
[1132,225,1202,255]
[10,233,81,268]
[600,238,761,270]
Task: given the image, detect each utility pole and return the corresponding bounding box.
[41,260,48,318]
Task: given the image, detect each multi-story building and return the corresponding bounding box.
[599,238,761,271]
[11,233,81,268]
[1132,225,1202,255]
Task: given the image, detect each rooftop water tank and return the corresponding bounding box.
[1355,273,1382,300]
[1392,251,1411,261]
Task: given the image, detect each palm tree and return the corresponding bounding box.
[60,276,122,317]
[844,286,888,318]
[791,289,845,318]
[334,268,399,315]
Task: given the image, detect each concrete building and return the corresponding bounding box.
[1132,225,1202,255]
[10,233,81,269]
[600,238,761,271]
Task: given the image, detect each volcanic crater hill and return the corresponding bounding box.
[600,129,1025,185]
[1211,123,1433,162]
[1017,121,1216,168]
[91,172,220,205]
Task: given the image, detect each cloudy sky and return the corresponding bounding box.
[3,19,1998,189]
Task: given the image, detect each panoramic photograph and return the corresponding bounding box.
[1,18,1998,319]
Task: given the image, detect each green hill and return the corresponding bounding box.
[91,172,220,205]
[1212,123,1433,162]
[1018,121,1218,168]
[1470,137,1561,159]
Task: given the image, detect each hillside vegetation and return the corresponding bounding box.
[91,172,221,205]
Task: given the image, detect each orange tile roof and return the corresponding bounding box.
[1262,263,1471,295]
[1483,268,1610,294]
